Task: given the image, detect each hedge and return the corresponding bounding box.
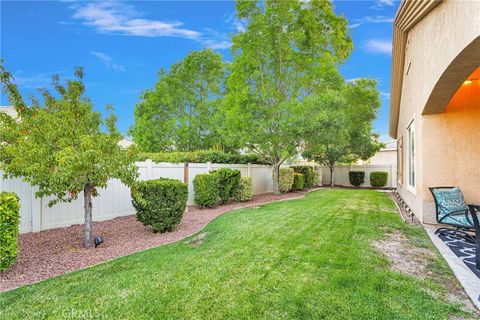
[131,178,188,233]
[0,192,21,271]
[193,173,220,207]
[370,171,388,188]
[312,170,321,186]
[349,171,365,187]
[233,176,253,202]
[292,173,305,191]
[292,166,315,188]
[279,168,295,193]
[137,150,269,165]
[211,168,241,204]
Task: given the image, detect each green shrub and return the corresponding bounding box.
[349,171,365,187]
[312,170,321,186]
[193,173,220,207]
[370,171,388,188]
[279,168,295,193]
[233,177,253,202]
[292,166,315,188]
[131,178,188,233]
[0,192,20,271]
[137,150,268,165]
[292,173,305,191]
[211,168,241,204]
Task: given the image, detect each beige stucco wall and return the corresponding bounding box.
[395,0,480,224]
[421,107,480,223]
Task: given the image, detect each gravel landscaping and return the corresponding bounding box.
[0,190,308,292]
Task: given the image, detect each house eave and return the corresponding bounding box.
[389,0,443,138]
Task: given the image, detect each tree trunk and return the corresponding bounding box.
[83,184,93,248]
[272,163,281,195]
[329,165,335,187]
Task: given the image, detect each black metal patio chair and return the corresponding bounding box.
[429,186,480,269]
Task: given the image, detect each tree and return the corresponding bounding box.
[302,79,383,186]
[0,63,138,248]
[129,49,226,152]
[222,0,352,194]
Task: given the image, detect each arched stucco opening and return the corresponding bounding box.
[422,36,480,115]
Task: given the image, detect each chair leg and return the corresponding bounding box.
[476,234,480,270]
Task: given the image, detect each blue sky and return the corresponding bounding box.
[1,0,398,141]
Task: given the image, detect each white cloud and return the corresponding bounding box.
[380,91,390,99]
[90,51,125,72]
[225,13,246,33]
[69,1,233,51]
[71,2,200,39]
[203,39,231,50]
[346,77,364,83]
[12,70,66,88]
[377,0,395,6]
[371,0,396,9]
[349,15,394,28]
[364,39,392,55]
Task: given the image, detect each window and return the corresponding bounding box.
[397,137,403,185]
[407,121,415,191]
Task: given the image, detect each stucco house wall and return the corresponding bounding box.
[392,0,480,224]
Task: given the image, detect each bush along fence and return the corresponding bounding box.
[131,178,188,233]
[0,161,286,233]
[193,169,253,207]
[1,161,392,234]
[319,164,396,189]
[0,192,20,271]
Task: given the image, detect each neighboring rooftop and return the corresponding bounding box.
[0,106,18,119]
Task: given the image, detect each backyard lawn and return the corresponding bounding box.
[0,189,475,319]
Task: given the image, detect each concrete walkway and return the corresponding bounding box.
[424,225,480,310]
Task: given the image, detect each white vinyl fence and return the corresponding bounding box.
[1,161,395,234]
[320,164,397,188]
[0,161,275,234]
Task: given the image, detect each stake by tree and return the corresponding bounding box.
[303,79,383,186]
[0,63,138,248]
[223,0,352,194]
[129,49,226,152]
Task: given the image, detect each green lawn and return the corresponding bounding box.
[0,189,473,319]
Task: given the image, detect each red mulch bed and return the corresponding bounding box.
[0,190,310,292]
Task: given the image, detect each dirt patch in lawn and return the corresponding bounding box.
[0,190,310,292]
[374,231,479,317]
[373,230,435,279]
[186,232,208,247]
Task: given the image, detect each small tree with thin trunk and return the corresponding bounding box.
[303,79,383,186]
[0,63,138,248]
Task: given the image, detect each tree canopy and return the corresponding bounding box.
[0,63,138,247]
[129,49,226,152]
[303,79,383,186]
[222,0,352,194]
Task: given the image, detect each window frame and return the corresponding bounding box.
[397,137,403,185]
[406,120,416,194]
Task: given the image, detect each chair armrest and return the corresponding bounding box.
[468,205,480,231]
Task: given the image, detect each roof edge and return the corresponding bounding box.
[389,0,443,138]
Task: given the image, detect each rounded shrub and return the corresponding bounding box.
[0,192,21,271]
[292,173,305,191]
[210,168,241,204]
[279,168,295,193]
[131,178,188,233]
[193,173,220,208]
[233,176,253,202]
[370,171,388,188]
[292,166,315,188]
[349,171,365,187]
